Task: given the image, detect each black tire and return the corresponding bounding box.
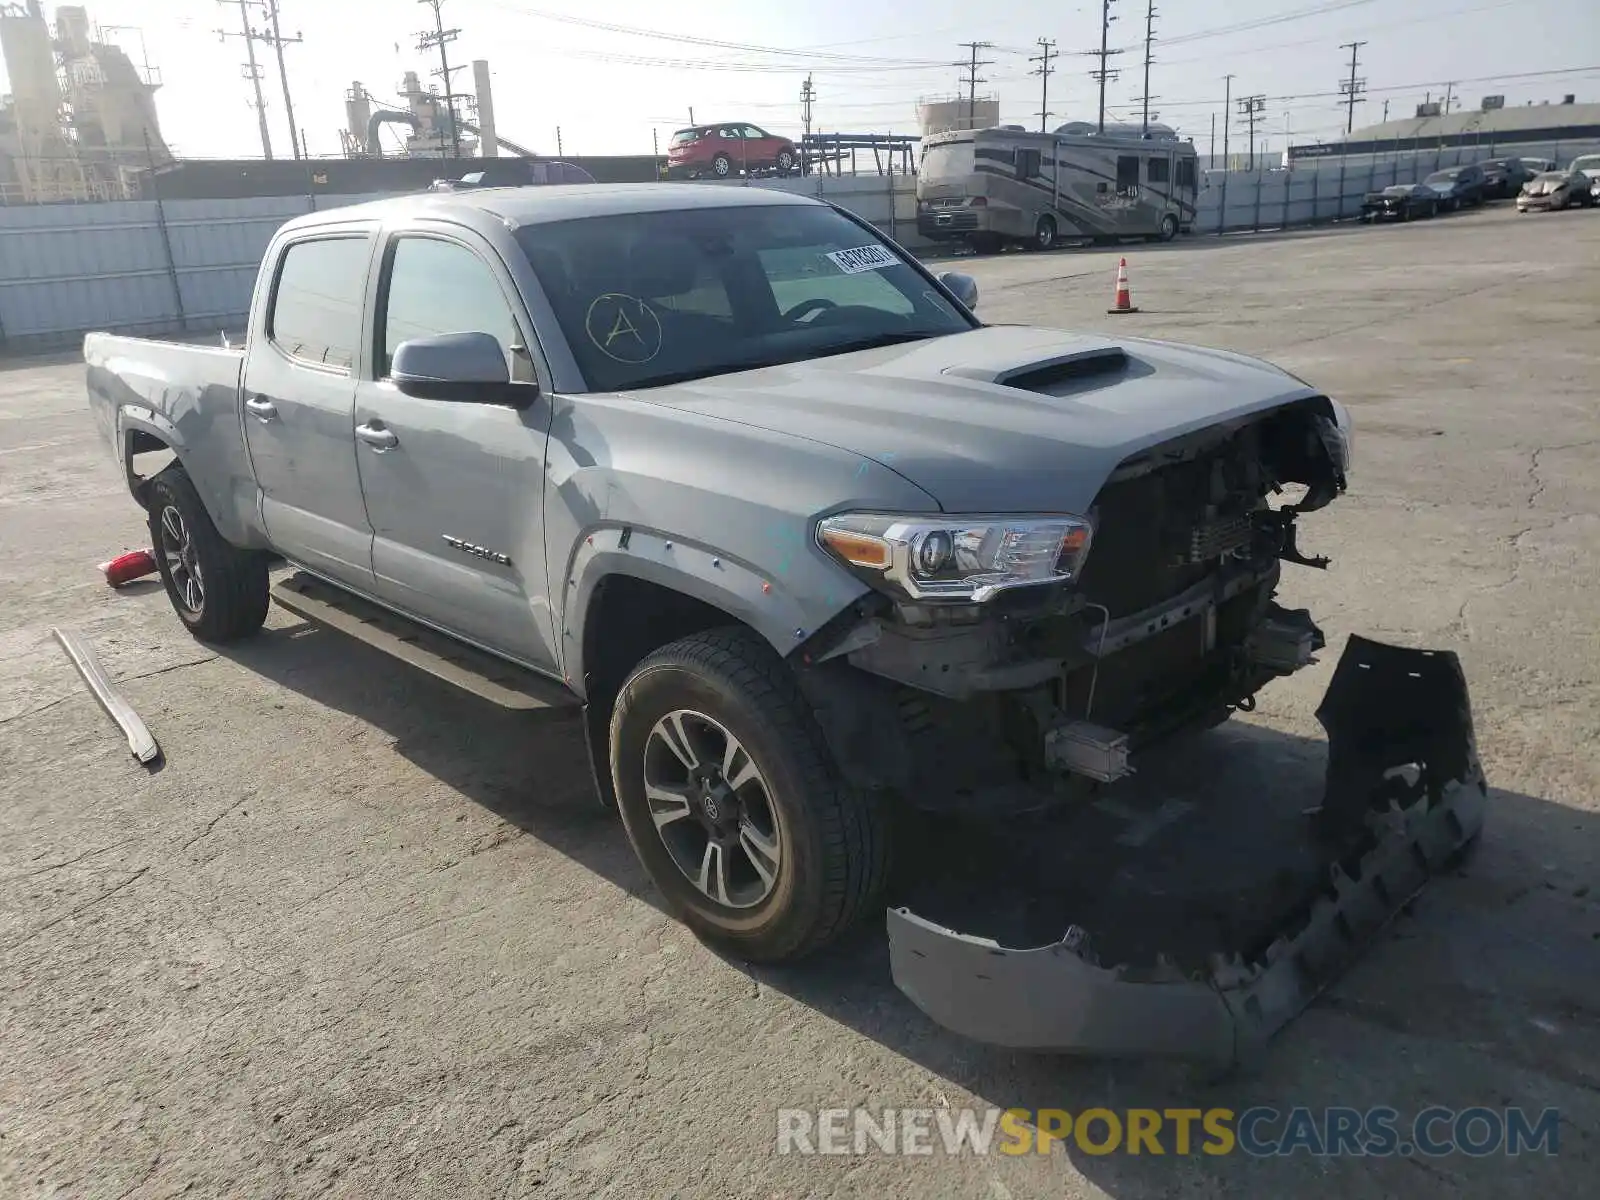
[1033,215,1058,251]
[146,465,269,643]
[775,149,795,176]
[1157,213,1179,241]
[711,153,733,179]
[609,627,888,963]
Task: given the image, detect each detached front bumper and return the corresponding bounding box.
[887,635,1487,1064]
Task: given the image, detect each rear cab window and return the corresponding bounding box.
[267,236,371,372]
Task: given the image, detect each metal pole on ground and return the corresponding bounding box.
[144,130,186,333]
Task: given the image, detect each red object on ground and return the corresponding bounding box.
[100,548,159,587]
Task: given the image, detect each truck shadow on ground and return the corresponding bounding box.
[221,621,1600,1193]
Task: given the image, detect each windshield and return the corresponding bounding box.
[921,141,977,183]
[515,204,974,391]
[670,128,703,146]
[1425,170,1458,183]
[1570,155,1600,173]
[1383,185,1413,195]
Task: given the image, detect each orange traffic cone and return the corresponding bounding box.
[99,548,158,587]
[1107,256,1140,315]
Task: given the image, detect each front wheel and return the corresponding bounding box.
[775,149,795,176]
[711,153,732,179]
[146,465,269,643]
[609,627,888,963]
[1157,213,1179,241]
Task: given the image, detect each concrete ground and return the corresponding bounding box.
[2,204,1597,1198]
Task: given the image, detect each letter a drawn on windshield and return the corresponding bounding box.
[584,293,664,364]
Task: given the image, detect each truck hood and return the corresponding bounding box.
[649,325,1321,513]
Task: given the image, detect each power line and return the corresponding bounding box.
[1339,40,1367,133]
[958,41,993,131]
[1091,0,1125,134]
[1029,38,1057,132]
[1134,0,1381,52]
[482,5,956,67]
[216,1,272,161]
[417,0,462,158]
[260,0,303,160]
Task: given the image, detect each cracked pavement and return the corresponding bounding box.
[2,203,1597,1198]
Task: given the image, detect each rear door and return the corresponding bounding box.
[351,225,558,672]
[241,229,377,586]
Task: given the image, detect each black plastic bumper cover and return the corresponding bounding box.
[886,635,1487,1064]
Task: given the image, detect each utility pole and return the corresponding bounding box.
[1221,74,1233,170]
[556,127,563,157]
[260,0,303,159]
[1029,39,1056,132]
[1382,98,1390,121]
[1339,41,1367,134]
[1138,1,1159,136]
[1238,94,1266,169]
[1091,0,1124,134]
[417,0,462,158]
[217,1,272,160]
[1442,81,1455,114]
[958,41,993,130]
[800,74,815,141]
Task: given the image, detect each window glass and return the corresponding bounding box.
[269,237,369,371]
[921,141,975,181]
[1015,148,1041,179]
[1147,157,1170,184]
[516,204,970,392]
[379,237,517,376]
[1176,157,1197,189]
[1115,155,1141,195]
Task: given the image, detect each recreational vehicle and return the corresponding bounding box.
[917,123,1200,252]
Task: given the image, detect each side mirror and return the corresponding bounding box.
[939,271,980,312]
[390,332,535,408]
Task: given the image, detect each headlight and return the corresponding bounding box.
[816,512,1093,603]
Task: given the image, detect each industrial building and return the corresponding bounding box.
[0,1,167,203]
[1289,93,1600,162]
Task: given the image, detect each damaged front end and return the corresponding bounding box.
[887,636,1486,1064]
[796,395,1486,1063]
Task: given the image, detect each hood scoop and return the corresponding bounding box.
[942,346,1130,395]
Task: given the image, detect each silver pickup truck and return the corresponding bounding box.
[86,183,1485,1063]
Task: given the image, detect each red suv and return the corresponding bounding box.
[666,123,800,180]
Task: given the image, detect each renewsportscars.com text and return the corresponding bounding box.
[775,1106,1561,1158]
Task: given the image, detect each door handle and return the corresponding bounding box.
[355,422,399,451]
[244,396,277,422]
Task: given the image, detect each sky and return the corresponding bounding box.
[3,0,1598,160]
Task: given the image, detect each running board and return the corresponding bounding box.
[269,572,579,712]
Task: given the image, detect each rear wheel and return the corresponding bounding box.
[146,465,269,643]
[609,627,888,963]
[1157,213,1179,241]
[711,153,732,179]
[1032,215,1058,251]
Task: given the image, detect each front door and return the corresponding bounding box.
[352,230,558,673]
[241,231,376,586]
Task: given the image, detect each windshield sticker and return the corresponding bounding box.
[584,293,663,364]
[826,244,899,275]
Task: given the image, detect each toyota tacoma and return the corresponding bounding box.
[85,184,1485,1063]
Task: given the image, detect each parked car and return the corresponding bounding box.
[1360,183,1439,222]
[1567,154,1600,200]
[81,183,1484,1063]
[1422,164,1487,211]
[666,123,799,180]
[1476,157,1541,199]
[1516,169,1597,212]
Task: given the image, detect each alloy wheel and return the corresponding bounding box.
[158,504,205,614]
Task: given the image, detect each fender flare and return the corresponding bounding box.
[559,522,859,695]
[116,402,185,503]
